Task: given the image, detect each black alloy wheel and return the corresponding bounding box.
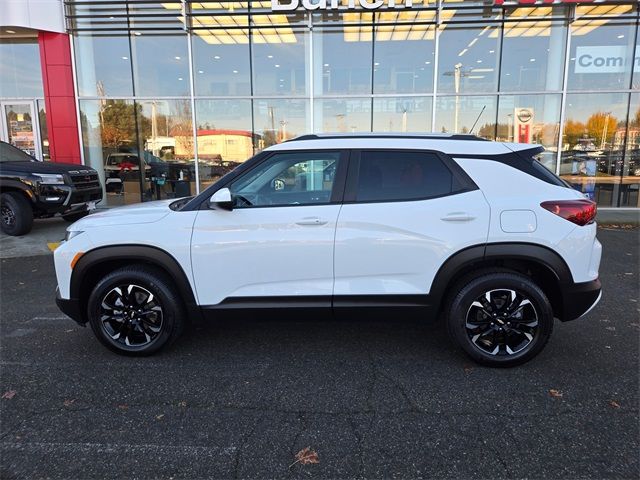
[1,204,15,228]
[99,283,164,348]
[87,266,185,355]
[447,272,554,367]
[465,289,539,356]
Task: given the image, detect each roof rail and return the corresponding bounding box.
[286,133,489,142]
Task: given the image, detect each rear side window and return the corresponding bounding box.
[356,150,460,202]
[529,153,571,188]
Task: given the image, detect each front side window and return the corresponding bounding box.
[229,151,341,207]
[355,151,459,202]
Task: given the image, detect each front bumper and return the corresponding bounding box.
[55,288,86,325]
[36,185,103,214]
[561,278,602,321]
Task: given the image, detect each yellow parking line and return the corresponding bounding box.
[47,242,60,252]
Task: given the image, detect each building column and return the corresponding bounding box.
[38,32,82,165]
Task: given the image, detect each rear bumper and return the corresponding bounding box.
[561,278,602,321]
[55,288,85,325]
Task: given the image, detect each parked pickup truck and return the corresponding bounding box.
[0,141,103,236]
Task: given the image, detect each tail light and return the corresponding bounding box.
[540,199,597,226]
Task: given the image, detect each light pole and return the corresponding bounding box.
[454,63,461,133]
[600,112,610,151]
[443,63,473,133]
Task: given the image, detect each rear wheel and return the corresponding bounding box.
[0,192,33,236]
[87,266,185,356]
[446,272,553,367]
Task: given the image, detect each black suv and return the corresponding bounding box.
[0,141,103,236]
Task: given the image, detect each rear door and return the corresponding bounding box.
[333,149,490,301]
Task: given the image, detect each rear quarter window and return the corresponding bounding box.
[356,150,464,202]
[529,154,571,188]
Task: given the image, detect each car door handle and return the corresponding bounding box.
[296,217,328,226]
[441,212,476,222]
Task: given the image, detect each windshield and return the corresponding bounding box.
[0,142,35,163]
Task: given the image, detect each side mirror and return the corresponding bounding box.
[209,187,233,211]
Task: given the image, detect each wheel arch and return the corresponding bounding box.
[71,245,201,323]
[430,242,573,320]
[0,182,35,204]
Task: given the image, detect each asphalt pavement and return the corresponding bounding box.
[0,228,638,479]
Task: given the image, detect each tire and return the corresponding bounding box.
[446,272,554,367]
[87,265,186,356]
[62,209,90,223]
[0,192,33,236]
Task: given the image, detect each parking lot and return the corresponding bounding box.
[0,228,638,479]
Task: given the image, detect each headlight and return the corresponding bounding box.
[35,174,65,185]
[65,230,84,241]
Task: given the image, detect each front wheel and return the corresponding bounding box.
[0,192,33,236]
[447,272,554,367]
[87,266,185,356]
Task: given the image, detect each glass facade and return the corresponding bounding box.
[65,0,639,207]
[0,34,48,160]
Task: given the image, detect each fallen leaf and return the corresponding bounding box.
[63,399,75,407]
[2,390,16,400]
[609,400,621,409]
[463,365,474,374]
[290,447,319,468]
[118,404,129,410]
[549,389,563,398]
[177,401,187,408]
[156,414,165,420]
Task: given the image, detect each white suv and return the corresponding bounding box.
[54,134,602,367]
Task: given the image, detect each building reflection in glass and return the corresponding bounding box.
[65,0,639,208]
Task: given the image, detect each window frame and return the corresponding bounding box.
[343,148,478,205]
[224,149,351,210]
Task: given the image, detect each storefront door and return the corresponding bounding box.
[0,101,42,160]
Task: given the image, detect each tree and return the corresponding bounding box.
[586,112,618,148]
[563,119,587,149]
[476,122,497,139]
[99,101,150,150]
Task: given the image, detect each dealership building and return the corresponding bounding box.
[1,0,638,208]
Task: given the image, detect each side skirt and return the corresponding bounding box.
[199,295,438,321]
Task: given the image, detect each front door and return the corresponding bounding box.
[191,150,347,306]
[0,101,41,160]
